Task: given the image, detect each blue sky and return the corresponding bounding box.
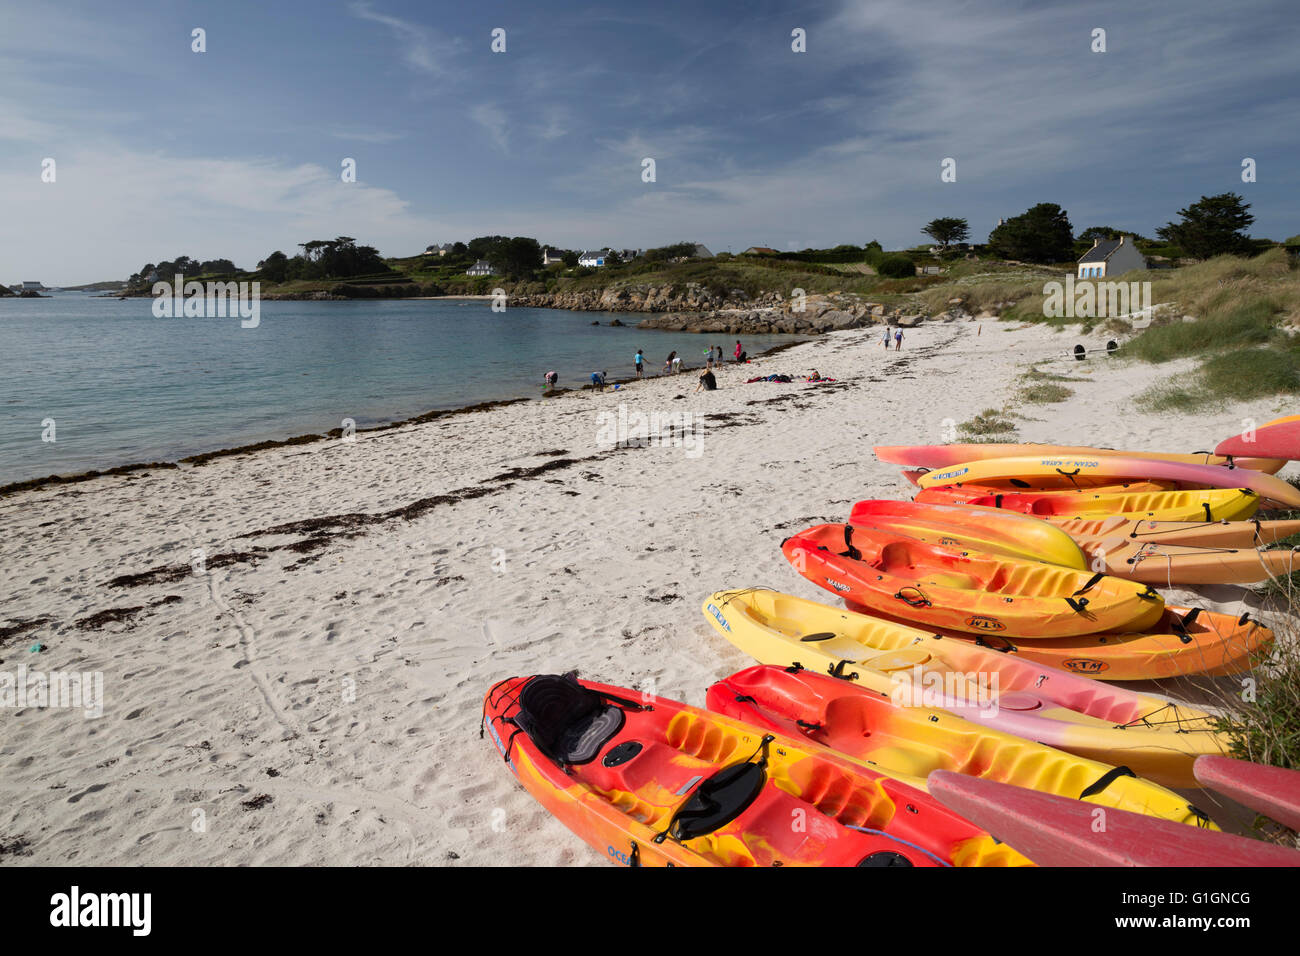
[3,0,1298,284]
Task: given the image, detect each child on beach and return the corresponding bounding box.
[543,371,558,392]
[663,351,676,375]
[672,354,682,374]
[734,340,746,363]
[894,329,904,350]
[882,327,891,349]
[635,350,644,378]
[696,368,717,391]
[704,347,714,370]
[590,370,607,391]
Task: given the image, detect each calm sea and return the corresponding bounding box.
[0,294,804,485]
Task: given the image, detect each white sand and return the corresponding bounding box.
[1,318,1294,866]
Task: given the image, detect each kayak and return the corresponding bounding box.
[708,664,1218,824]
[1217,418,1300,460]
[875,443,1285,473]
[1047,515,1300,549]
[782,523,1166,638]
[1193,755,1300,830]
[849,600,1274,681]
[915,485,1261,522]
[927,771,1299,867]
[847,499,1088,569]
[702,589,1227,787]
[1076,535,1300,586]
[916,454,1300,508]
[483,673,1029,866]
[901,470,1176,494]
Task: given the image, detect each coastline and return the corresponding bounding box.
[0,336,808,499]
[2,318,1294,866]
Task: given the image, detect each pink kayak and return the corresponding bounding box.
[914,454,1300,508]
[927,770,1300,867]
[1216,419,1300,461]
[875,443,1284,473]
[1194,755,1300,830]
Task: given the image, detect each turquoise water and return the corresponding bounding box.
[0,294,804,485]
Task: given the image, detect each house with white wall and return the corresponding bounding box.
[466,260,494,276]
[1077,236,1147,278]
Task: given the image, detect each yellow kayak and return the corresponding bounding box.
[703,589,1229,788]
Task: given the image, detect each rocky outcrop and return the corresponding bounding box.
[508,284,934,334]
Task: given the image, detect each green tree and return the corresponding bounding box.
[1157,193,1255,259]
[258,251,290,283]
[562,250,579,268]
[922,218,969,249]
[987,203,1075,263]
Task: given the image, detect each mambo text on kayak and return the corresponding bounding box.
[49,886,151,936]
[151,273,260,328]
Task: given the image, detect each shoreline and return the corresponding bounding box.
[0,337,809,500]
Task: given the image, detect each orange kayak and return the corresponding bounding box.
[1048,515,1300,549]
[483,673,1029,866]
[1081,536,1300,585]
[848,601,1274,680]
[782,523,1166,638]
[876,443,1285,473]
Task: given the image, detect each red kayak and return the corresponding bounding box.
[483,673,1028,866]
[927,771,1300,867]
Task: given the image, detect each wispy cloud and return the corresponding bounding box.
[470,104,510,152]
[347,1,445,75]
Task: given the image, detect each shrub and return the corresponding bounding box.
[876,256,916,279]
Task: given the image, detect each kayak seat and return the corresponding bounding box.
[515,674,625,765]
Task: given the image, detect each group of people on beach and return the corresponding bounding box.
[882,326,905,350]
[632,341,747,379]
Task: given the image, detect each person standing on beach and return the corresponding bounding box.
[882,327,891,349]
[894,328,904,351]
[704,347,714,370]
[635,349,644,378]
[734,340,746,363]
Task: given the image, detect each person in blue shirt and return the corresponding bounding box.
[590,370,607,391]
[634,350,644,378]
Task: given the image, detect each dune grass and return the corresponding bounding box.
[958,408,1018,439]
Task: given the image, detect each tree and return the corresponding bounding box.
[562,250,579,268]
[986,203,1075,263]
[258,251,290,283]
[1157,193,1255,259]
[877,255,916,278]
[922,218,969,249]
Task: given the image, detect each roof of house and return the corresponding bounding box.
[743,247,779,255]
[693,244,714,258]
[1078,238,1133,264]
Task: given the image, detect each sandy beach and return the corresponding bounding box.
[1,318,1294,866]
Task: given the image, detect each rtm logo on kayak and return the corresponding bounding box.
[824,578,851,593]
[964,616,1006,632]
[1063,658,1109,674]
[706,603,731,632]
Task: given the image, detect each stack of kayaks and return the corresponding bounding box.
[484,426,1297,867]
[701,589,1224,786]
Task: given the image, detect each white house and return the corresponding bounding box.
[542,247,569,266]
[22,281,44,290]
[578,250,608,267]
[1077,236,1147,278]
[424,243,453,257]
[466,260,494,276]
